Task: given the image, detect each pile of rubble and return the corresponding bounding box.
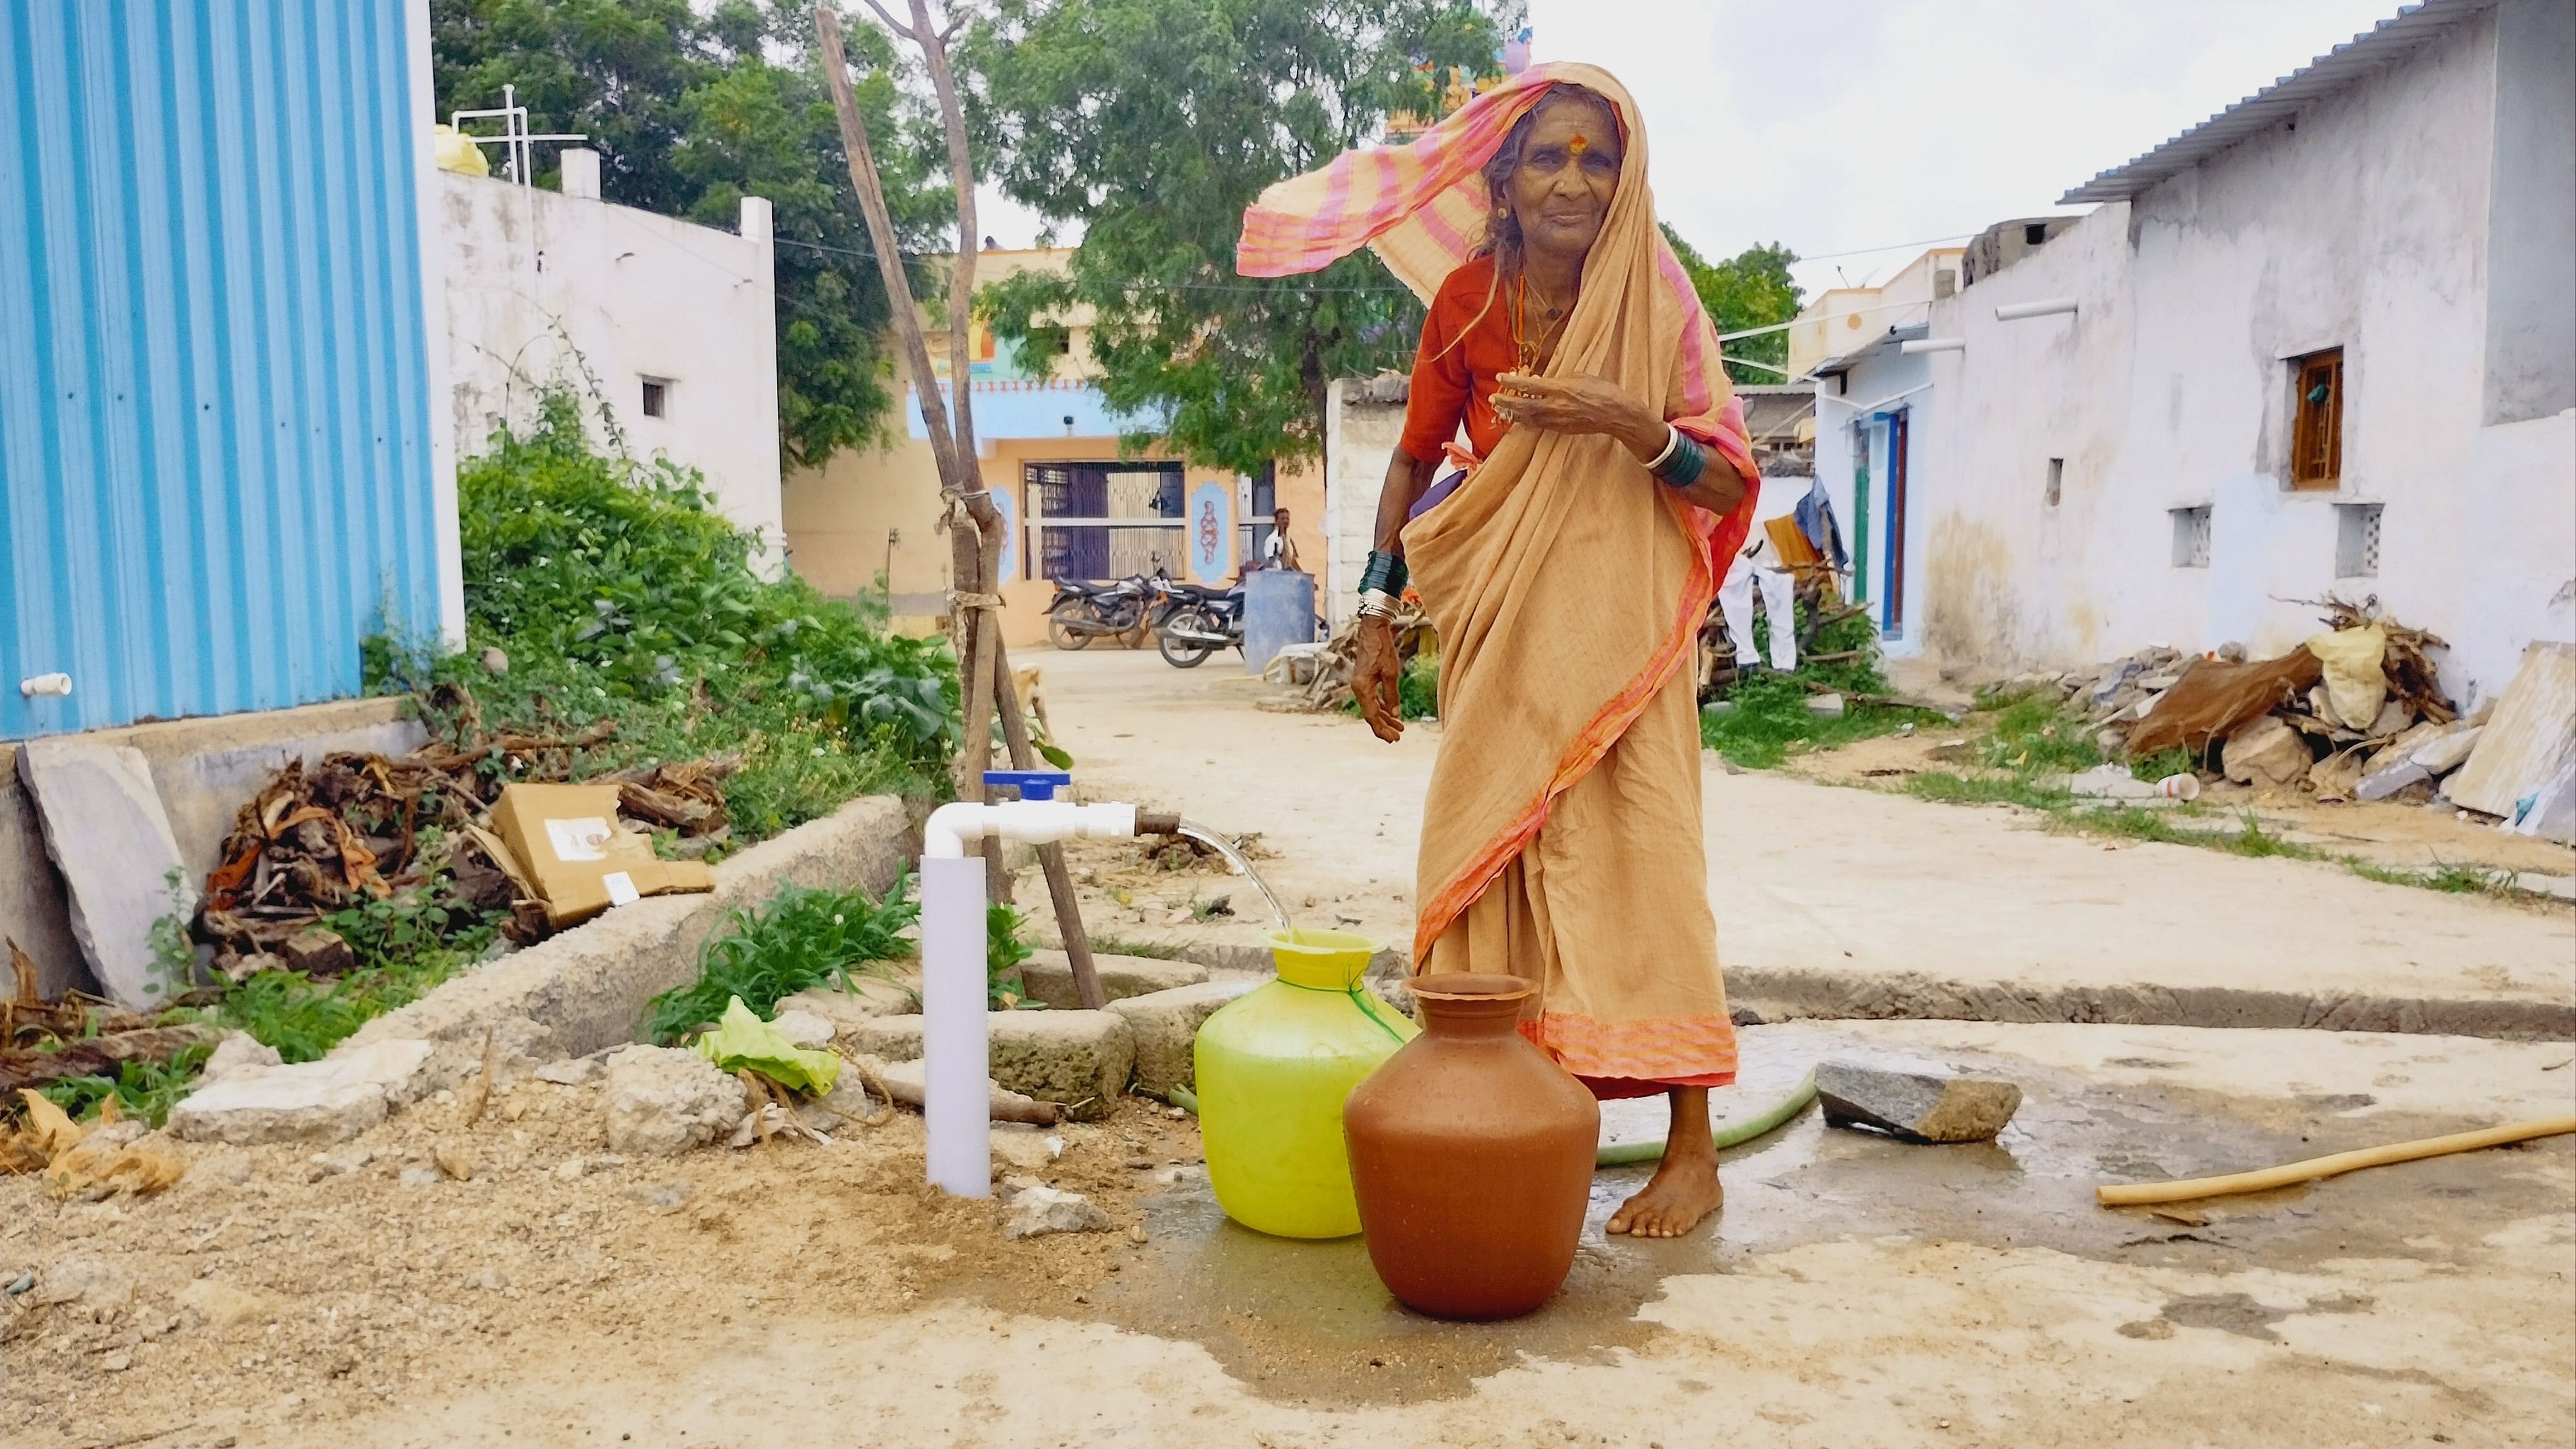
[1992,600,2572,837]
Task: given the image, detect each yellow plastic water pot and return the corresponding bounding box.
[1194,928,1418,1239]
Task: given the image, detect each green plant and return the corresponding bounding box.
[1978,694,2104,776]
[198,947,485,1064]
[648,873,919,1044]
[988,902,1035,1009]
[373,393,959,844]
[144,870,197,999]
[1701,672,1937,770]
[2128,745,2199,784]
[36,1042,215,1127]
[2219,810,2323,861]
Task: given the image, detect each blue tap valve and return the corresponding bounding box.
[984,769,1072,801]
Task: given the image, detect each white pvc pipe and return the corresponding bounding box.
[1995,296,2079,322]
[1899,337,1965,354]
[918,797,1146,1197]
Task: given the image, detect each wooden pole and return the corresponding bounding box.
[989,643,1107,1010]
[2097,1115,2576,1207]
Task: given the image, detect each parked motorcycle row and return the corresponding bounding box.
[1044,571,1244,668]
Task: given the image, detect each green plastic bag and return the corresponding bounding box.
[692,996,841,1095]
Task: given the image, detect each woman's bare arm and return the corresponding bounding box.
[1374,448,1443,555]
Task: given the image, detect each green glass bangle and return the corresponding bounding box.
[1360,549,1409,597]
[1653,431,1707,489]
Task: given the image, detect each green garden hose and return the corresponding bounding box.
[1595,1071,1817,1167]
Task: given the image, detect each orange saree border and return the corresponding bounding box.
[1519,1011,1741,1087]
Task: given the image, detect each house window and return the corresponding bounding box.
[2045,457,2063,507]
[2171,506,2211,569]
[2336,503,2382,578]
[2288,348,2343,489]
[641,378,670,419]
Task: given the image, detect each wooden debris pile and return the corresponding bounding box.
[193,689,738,973]
[1985,597,2505,810]
[1,939,218,1100]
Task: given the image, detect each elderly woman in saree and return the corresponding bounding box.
[1239,65,1761,1238]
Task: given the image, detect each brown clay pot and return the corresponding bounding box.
[1341,973,1599,1320]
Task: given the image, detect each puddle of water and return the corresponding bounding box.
[945,1032,2576,1407]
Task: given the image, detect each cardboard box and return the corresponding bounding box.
[488,783,716,929]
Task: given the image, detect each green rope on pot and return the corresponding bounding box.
[1594,1070,1817,1168]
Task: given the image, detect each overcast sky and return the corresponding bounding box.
[975,0,2406,298]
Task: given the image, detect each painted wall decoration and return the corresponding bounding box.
[991,487,1019,584]
[1187,479,1234,585]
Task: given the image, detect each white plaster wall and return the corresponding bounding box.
[439,171,784,559]
[1910,5,2573,706]
[1323,383,1409,632]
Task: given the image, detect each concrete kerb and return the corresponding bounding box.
[342,794,912,1077]
[1148,938,2572,1042]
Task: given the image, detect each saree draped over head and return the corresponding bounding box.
[1240,64,1761,1096]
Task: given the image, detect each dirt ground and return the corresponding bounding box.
[8,649,2570,1446]
[5,1020,2570,1448]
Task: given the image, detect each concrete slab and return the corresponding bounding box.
[1026,650,2576,1039]
[1018,948,1207,1008]
[849,1010,1136,1117]
[13,739,193,1008]
[167,1040,434,1145]
[1105,977,1261,1095]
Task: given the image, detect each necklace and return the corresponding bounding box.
[1510,271,1572,371]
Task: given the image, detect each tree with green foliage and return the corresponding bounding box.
[430,0,950,466]
[963,0,1506,474]
[1661,226,1803,385]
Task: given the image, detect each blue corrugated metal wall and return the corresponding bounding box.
[0,0,440,740]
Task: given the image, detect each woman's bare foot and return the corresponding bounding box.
[1606,1088,1724,1238]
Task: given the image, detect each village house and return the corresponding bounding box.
[781,247,1326,648]
[1812,0,2574,700]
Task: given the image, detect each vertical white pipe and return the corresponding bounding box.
[920,854,990,1197]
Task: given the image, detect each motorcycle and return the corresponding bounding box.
[1155,583,1245,668]
[1044,575,1150,650]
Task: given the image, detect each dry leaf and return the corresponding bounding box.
[47,1136,185,1199]
[16,1088,83,1158]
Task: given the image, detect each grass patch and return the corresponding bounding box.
[647,874,919,1044]
[35,1043,215,1129]
[1702,672,1938,770]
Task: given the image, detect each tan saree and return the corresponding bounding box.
[1241,64,1760,1095]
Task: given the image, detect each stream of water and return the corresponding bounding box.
[1175,820,1294,935]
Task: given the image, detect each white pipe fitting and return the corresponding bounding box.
[921,799,1140,859]
[921,798,1148,1197]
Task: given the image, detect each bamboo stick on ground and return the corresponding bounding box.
[2097,1115,2576,1206]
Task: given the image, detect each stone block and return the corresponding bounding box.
[2355,759,2432,803]
[168,1039,434,1145]
[1019,949,1208,1009]
[2413,723,2484,777]
[600,1044,749,1155]
[13,739,192,1008]
[2220,716,2309,790]
[1106,978,1260,1094]
[851,1011,1135,1117]
[1002,1182,1112,1239]
[1814,1059,2021,1144]
[773,977,916,1037]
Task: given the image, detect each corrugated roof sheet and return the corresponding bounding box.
[0,1,441,740]
[2060,0,2496,203]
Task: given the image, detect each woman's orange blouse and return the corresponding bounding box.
[1399,254,1524,464]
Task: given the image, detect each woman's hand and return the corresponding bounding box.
[1492,372,1667,461]
[1353,617,1406,743]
